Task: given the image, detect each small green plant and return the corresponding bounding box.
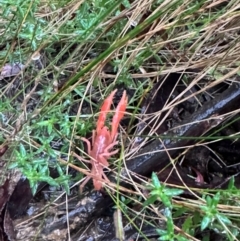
[157,208,188,241]
[200,192,232,231]
[144,172,185,240]
[144,172,184,208]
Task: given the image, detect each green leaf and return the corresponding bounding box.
[32,158,46,165]
[29,179,38,195]
[206,195,212,207]
[182,216,193,232]
[19,143,26,156]
[150,189,161,196]
[201,216,211,231]
[193,211,201,225]
[151,172,161,188]
[161,195,172,208]
[17,6,24,18]
[8,162,19,169]
[56,165,70,195]
[143,195,157,207]
[164,208,172,218]
[159,234,171,241]
[217,214,232,225]
[122,0,131,8]
[173,207,188,218]
[47,123,53,135]
[164,188,183,197]
[36,120,50,126]
[212,192,220,205]
[156,229,166,236]
[39,165,49,175]
[227,177,235,189]
[200,205,208,212]
[40,176,59,186]
[177,236,189,241]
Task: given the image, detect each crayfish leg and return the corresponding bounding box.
[96,89,118,133]
[80,176,91,193]
[93,171,110,191]
[111,90,128,140]
[72,152,91,164]
[81,137,92,155]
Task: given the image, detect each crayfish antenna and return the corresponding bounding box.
[111,90,128,141]
[96,89,117,133]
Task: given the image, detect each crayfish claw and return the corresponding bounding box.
[111,90,128,140]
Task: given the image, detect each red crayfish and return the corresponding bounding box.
[74,89,128,192]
